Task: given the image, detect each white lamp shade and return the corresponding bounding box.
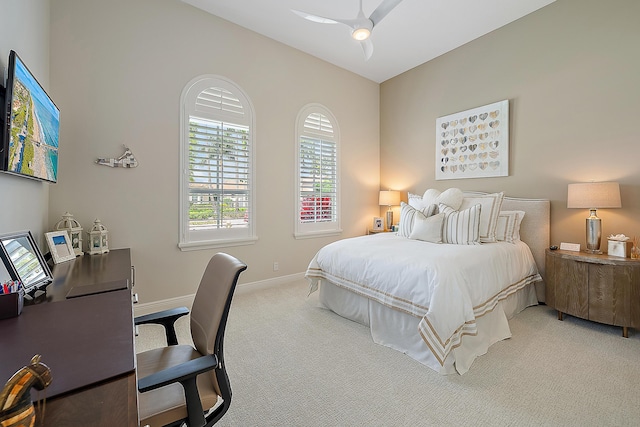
[567,182,621,209]
[379,190,400,206]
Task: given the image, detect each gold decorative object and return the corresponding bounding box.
[0,355,52,427]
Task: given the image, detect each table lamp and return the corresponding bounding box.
[379,190,400,231]
[567,182,621,253]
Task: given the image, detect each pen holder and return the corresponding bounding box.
[0,288,24,320]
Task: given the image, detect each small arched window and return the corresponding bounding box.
[295,104,341,238]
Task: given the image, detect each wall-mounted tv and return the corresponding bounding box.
[1,50,60,183]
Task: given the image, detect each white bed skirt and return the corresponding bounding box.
[318,279,538,374]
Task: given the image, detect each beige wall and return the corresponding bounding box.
[0,0,51,242]
[380,0,640,249]
[49,0,380,303]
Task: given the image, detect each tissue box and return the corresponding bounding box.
[608,240,631,258]
[0,289,24,320]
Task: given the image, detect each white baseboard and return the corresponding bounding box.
[133,272,306,316]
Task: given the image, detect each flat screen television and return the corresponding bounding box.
[1,50,60,183]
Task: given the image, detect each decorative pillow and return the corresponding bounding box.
[459,192,504,243]
[408,192,425,210]
[439,203,481,245]
[409,212,444,243]
[398,202,437,238]
[423,188,464,211]
[495,210,525,243]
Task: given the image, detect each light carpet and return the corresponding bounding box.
[135,279,640,426]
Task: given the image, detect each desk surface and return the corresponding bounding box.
[0,249,135,420]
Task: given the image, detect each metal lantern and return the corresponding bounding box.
[88,219,109,255]
[55,212,83,256]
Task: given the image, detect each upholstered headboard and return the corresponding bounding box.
[463,192,550,302]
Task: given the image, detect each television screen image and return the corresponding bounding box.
[2,50,60,183]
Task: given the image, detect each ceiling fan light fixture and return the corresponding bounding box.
[352,27,371,41]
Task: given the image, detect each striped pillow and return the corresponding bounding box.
[495,210,525,243]
[398,202,437,237]
[439,203,481,245]
[459,192,504,243]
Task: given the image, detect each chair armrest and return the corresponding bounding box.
[137,354,218,393]
[138,354,218,427]
[134,307,189,346]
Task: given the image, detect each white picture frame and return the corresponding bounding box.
[436,99,509,180]
[372,217,384,231]
[45,230,76,264]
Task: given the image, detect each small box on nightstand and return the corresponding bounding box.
[608,240,631,258]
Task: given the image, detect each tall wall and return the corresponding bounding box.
[49,0,380,303]
[380,0,640,249]
[0,0,51,243]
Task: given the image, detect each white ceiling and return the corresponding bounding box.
[182,0,555,83]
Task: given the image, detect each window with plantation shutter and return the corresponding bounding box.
[295,104,341,238]
[179,75,256,250]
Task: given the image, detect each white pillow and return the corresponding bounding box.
[495,210,525,243]
[408,192,424,210]
[423,188,464,210]
[459,192,504,243]
[398,202,437,237]
[409,212,444,243]
[439,203,481,245]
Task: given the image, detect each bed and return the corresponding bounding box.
[306,190,550,374]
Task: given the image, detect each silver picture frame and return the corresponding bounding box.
[0,231,53,294]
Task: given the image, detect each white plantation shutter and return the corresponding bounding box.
[295,104,341,238]
[179,76,256,250]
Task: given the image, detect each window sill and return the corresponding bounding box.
[294,229,342,240]
[178,236,258,252]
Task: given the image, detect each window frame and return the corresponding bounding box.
[179,75,257,251]
[294,103,342,239]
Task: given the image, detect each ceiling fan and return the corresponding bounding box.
[292,0,405,61]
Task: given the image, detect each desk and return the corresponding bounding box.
[0,249,137,426]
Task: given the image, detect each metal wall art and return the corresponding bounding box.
[435,99,509,180]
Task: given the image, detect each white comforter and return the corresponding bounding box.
[306,233,541,365]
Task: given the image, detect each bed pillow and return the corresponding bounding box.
[439,203,481,245]
[408,192,425,210]
[495,210,525,243]
[398,202,437,237]
[423,188,464,210]
[409,212,445,243]
[459,192,504,243]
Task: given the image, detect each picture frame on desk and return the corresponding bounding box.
[45,231,76,264]
[0,231,53,296]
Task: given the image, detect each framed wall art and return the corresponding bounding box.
[435,99,509,180]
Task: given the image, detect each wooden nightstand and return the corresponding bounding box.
[367,229,393,235]
[545,248,640,337]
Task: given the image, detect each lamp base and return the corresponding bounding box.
[386,209,393,231]
[585,210,601,254]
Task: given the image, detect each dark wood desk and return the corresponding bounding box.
[0,249,138,426]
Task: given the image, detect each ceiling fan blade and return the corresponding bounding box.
[360,38,373,61]
[291,9,339,24]
[368,0,404,27]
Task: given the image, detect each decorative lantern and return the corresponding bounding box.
[55,212,83,256]
[88,219,109,255]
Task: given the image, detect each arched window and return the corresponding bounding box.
[179,75,256,250]
[295,104,341,238]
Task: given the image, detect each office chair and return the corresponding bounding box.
[135,253,247,427]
